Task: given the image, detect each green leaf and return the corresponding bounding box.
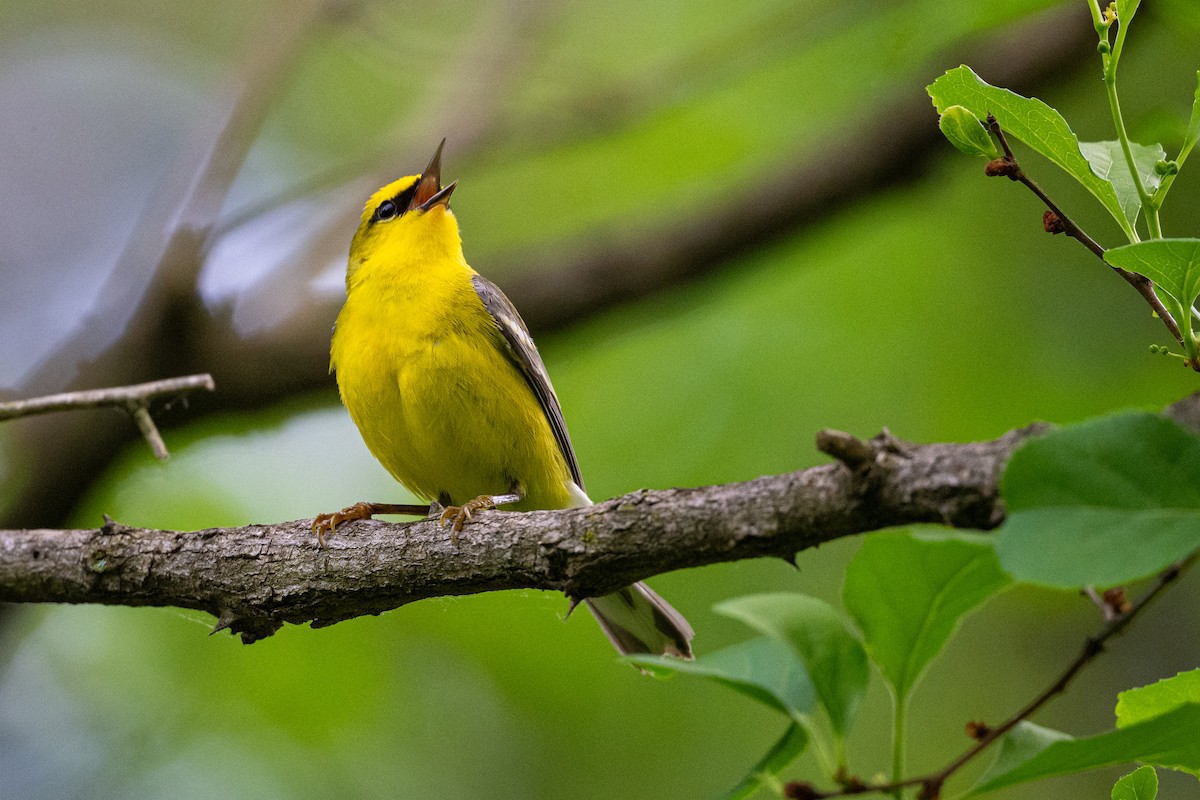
[1180,71,1200,167]
[842,529,1010,703]
[973,721,1073,791]
[715,594,868,737]
[998,412,1200,588]
[718,723,809,800]
[1105,239,1200,311]
[1080,140,1165,227]
[969,703,1200,795]
[1117,670,1200,729]
[1116,0,1142,30]
[927,65,1127,231]
[1112,765,1158,800]
[628,636,816,719]
[939,105,1000,159]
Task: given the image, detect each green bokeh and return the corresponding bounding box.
[5,1,1200,798]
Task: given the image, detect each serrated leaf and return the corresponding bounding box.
[1117,670,1200,729]
[1080,140,1165,228]
[716,594,868,737]
[939,105,1000,158]
[1105,239,1200,311]
[718,723,808,800]
[628,636,816,719]
[969,703,1200,795]
[998,412,1200,588]
[1112,765,1158,800]
[928,65,1127,230]
[842,529,1010,704]
[973,721,1073,790]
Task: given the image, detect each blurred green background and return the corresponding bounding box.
[2,1,1199,798]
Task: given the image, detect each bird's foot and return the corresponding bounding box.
[311,501,430,548]
[312,501,376,548]
[437,494,497,536]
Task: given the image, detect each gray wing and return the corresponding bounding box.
[471,273,585,491]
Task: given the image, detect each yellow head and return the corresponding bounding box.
[347,139,462,283]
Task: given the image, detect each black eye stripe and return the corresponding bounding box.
[370,180,420,224]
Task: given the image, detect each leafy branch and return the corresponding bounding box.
[782,553,1196,800]
[980,114,1184,346]
[929,0,1200,369]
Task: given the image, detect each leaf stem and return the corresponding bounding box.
[1100,4,1160,239]
[891,695,908,798]
[1103,77,1158,239]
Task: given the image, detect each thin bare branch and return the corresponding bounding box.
[0,375,215,460]
[0,375,215,422]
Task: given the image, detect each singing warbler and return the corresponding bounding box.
[313,141,693,659]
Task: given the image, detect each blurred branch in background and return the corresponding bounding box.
[2,0,336,528]
[0,5,1093,535]
[0,408,1056,644]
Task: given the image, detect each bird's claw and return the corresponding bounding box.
[311,501,376,548]
[437,494,495,537]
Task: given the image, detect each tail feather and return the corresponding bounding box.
[567,485,693,659]
[585,581,694,659]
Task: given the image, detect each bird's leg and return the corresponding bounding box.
[437,483,525,536]
[311,501,431,548]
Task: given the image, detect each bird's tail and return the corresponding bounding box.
[566,483,693,659]
[585,582,694,659]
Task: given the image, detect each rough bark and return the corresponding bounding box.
[0,422,1048,644]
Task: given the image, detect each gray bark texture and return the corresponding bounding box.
[0,422,1051,644]
[5,391,1197,644]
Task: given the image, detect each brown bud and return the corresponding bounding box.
[966,720,992,740]
[784,782,822,800]
[1103,587,1132,615]
[985,157,1018,178]
[1043,210,1066,234]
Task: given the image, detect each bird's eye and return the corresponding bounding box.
[374,199,399,222]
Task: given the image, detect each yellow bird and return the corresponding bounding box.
[314,141,693,659]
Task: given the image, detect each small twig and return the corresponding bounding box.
[1082,585,1119,622]
[793,552,1198,799]
[915,553,1196,798]
[0,374,215,460]
[815,429,876,470]
[984,115,1186,350]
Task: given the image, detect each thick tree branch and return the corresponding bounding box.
[0,422,1047,644]
[5,391,1198,644]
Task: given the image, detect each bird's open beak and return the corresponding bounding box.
[410,139,457,211]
